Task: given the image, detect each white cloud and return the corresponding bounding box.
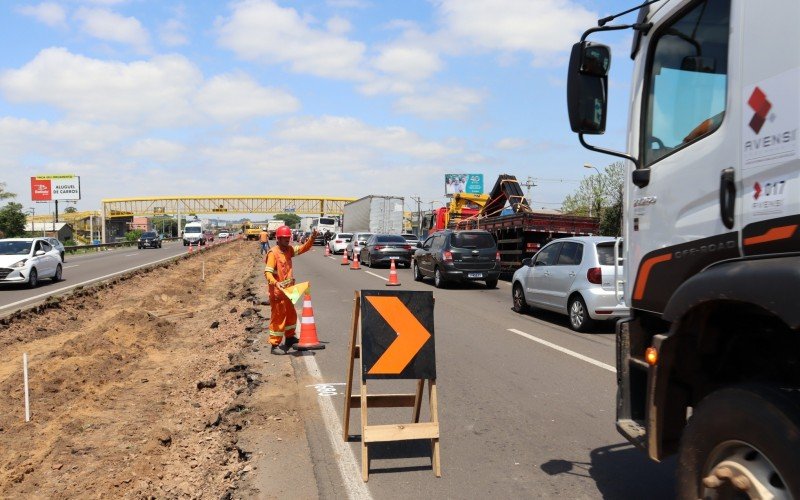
[216,0,370,80]
[0,48,199,126]
[73,7,151,53]
[326,0,369,8]
[373,45,442,82]
[159,19,188,47]
[436,0,596,66]
[124,138,187,162]
[275,116,459,159]
[326,16,352,35]
[194,73,300,123]
[394,87,484,120]
[17,2,67,27]
[495,137,528,150]
[0,117,130,159]
[0,48,298,127]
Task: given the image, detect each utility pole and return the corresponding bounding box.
[411,196,422,236]
[521,177,537,206]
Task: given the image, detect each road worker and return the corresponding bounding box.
[259,228,270,255]
[264,225,317,353]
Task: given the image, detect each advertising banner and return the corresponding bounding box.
[30,175,81,201]
[444,173,483,196]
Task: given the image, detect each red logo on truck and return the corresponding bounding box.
[747,87,771,134]
[753,182,762,200]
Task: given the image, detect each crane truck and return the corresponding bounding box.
[567,0,800,497]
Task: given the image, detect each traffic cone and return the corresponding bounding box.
[340,251,349,265]
[386,259,401,286]
[188,243,193,254]
[350,251,361,270]
[325,245,330,257]
[295,293,325,350]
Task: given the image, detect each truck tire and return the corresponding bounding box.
[677,384,800,499]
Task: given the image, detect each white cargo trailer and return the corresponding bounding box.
[342,195,404,234]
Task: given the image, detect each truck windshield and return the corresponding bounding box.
[185,227,201,233]
[319,218,335,225]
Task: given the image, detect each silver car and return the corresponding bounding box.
[345,232,373,261]
[327,232,352,254]
[44,237,66,262]
[511,236,628,332]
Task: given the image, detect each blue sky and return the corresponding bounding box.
[0,0,637,215]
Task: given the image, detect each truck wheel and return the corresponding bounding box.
[412,261,423,281]
[677,385,800,499]
[512,283,528,313]
[434,267,447,289]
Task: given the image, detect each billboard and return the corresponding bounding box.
[30,175,81,201]
[445,173,483,196]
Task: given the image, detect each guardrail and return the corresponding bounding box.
[64,237,182,254]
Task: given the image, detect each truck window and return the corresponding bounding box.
[642,0,730,166]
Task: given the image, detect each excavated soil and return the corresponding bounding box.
[0,241,312,499]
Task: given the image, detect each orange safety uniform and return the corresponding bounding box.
[259,231,269,243]
[263,237,315,346]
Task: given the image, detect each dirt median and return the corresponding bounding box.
[0,240,318,499]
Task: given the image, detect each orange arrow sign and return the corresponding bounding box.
[366,296,431,375]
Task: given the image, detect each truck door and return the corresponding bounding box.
[628,0,741,315]
[738,0,800,258]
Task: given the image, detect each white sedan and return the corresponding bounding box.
[218,231,230,239]
[327,232,353,254]
[0,238,63,288]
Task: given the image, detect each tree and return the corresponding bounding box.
[273,213,301,228]
[0,182,16,200]
[64,206,78,214]
[0,202,27,237]
[561,162,624,235]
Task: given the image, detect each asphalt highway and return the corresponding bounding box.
[0,239,224,317]
[289,248,676,499]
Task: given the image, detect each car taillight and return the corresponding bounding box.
[443,251,453,262]
[496,251,501,262]
[403,245,412,250]
[587,267,602,284]
[374,245,385,250]
[335,239,342,243]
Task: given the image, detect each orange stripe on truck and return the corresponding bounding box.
[743,225,797,246]
[633,254,673,301]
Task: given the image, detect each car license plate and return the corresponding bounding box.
[468,272,483,278]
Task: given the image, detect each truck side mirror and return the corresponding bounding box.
[567,41,610,135]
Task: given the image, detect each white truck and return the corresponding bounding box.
[566,0,799,497]
[267,219,284,239]
[342,195,404,234]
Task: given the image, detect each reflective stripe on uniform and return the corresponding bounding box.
[265,266,275,273]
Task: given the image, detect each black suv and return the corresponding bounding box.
[412,229,500,288]
[138,231,162,249]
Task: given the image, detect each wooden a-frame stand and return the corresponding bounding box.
[343,291,441,482]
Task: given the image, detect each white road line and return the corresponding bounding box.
[124,253,138,257]
[300,353,372,500]
[0,253,184,312]
[507,328,616,373]
[64,265,80,269]
[364,271,388,281]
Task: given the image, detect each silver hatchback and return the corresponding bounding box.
[511,236,628,332]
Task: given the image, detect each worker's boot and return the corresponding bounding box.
[270,343,284,355]
[282,336,299,352]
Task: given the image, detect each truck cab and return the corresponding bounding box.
[567,0,800,496]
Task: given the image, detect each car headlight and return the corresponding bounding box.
[10,259,27,268]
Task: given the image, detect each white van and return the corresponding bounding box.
[182,221,205,246]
